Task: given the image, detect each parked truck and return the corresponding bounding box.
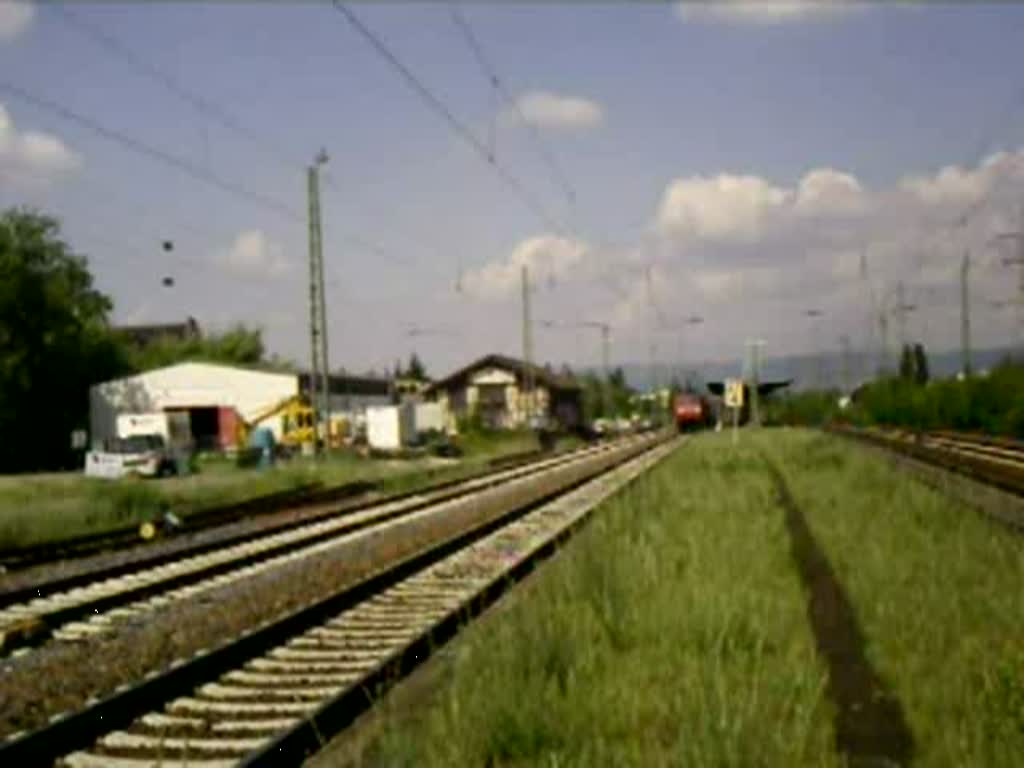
[85,411,192,479]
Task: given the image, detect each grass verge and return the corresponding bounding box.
[768,428,1024,767]
[0,430,543,552]
[352,433,837,767]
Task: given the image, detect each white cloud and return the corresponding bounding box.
[655,173,788,243]
[576,148,1024,360]
[216,230,291,278]
[0,103,81,178]
[675,0,856,25]
[795,168,866,216]
[463,235,589,300]
[900,163,991,208]
[512,90,604,130]
[0,1,33,42]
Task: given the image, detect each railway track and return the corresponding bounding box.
[831,425,1024,521]
[0,440,624,656]
[0,448,551,575]
[0,436,677,767]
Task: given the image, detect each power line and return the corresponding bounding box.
[331,2,567,236]
[449,6,576,207]
[0,79,304,223]
[55,5,305,173]
[51,9,434,272]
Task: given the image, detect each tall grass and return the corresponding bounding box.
[368,434,838,767]
[0,434,540,552]
[768,429,1024,767]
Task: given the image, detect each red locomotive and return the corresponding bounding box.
[673,392,714,432]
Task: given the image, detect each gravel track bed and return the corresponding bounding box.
[0,440,648,740]
[0,455,542,600]
[0,489,385,600]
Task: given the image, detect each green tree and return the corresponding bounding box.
[898,344,915,382]
[406,352,427,381]
[913,343,930,385]
[0,209,127,471]
[126,324,265,371]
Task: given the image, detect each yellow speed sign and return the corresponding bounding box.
[724,378,744,408]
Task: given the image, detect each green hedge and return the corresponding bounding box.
[762,391,841,428]
[848,362,1024,437]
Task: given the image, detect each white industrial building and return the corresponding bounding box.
[89,361,392,450]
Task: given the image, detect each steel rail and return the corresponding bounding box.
[0,442,617,655]
[0,435,675,767]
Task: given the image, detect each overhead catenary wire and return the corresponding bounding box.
[449,6,577,208]
[0,80,304,223]
[55,5,307,173]
[331,2,568,237]
[54,7,446,273]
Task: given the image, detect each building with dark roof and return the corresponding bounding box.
[424,354,582,430]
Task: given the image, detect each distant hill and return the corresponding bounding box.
[600,345,1020,394]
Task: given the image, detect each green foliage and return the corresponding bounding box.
[579,366,634,421]
[0,208,128,471]
[897,343,931,385]
[899,344,915,381]
[406,352,427,381]
[370,435,839,767]
[124,324,264,371]
[774,430,1024,766]
[913,343,930,385]
[850,361,1024,437]
[762,390,840,427]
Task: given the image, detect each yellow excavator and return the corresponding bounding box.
[236,396,345,451]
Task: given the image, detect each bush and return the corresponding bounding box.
[848,361,1024,437]
[762,391,840,427]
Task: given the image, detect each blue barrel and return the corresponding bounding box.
[248,427,277,468]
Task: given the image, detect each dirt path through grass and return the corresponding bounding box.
[769,429,1024,767]
[326,434,839,767]
[765,457,914,766]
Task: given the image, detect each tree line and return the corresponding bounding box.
[0,208,272,472]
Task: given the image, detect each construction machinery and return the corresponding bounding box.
[236,396,346,452]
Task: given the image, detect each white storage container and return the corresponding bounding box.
[366,404,415,450]
[413,402,445,435]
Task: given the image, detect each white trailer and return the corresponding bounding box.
[366,404,415,451]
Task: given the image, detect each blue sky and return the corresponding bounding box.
[2,1,1024,377]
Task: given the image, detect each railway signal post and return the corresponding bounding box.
[724,377,744,445]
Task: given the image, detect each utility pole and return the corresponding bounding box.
[878,307,889,376]
[960,251,972,377]
[891,280,917,370]
[839,334,852,393]
[895,280,908,352]
[598,323,611,418]
[648,340,658,421]
[644,266,659,423]
[521,265,534,426]
[307,149,329,456]
[746,339,766,427]
[994,221,1024,357]
[860,247,874,383]
[804,308,824,390]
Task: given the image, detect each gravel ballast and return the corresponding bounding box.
[0,438,655,740]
